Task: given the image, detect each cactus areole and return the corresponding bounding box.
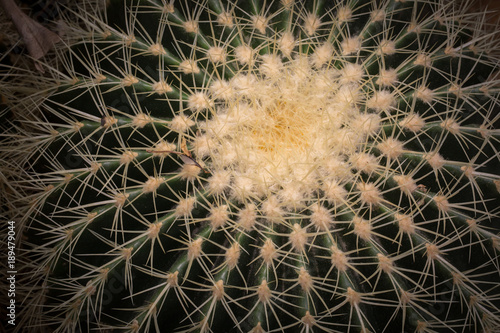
[18,0,500,332]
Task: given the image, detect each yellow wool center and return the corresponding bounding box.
[252,100,313,153]
[198,57,374,196]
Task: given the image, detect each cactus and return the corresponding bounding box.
[5,0,500,332]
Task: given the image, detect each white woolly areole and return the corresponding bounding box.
[143,177,163,193]
[187,238,203,261]
[175,196,196,217]
[183,20,198,33]
[302,312,316,328]
[179,164,201,180]
[192,134,213,158]
[89,162,101,174]
[357,182,382,206]
[279,32,296,57]
[188,92,213,112]
[434,195,450,212]
[425,152,445,170]
[261,196,283,221]
[366,90,395,111]
[353,216,372,241]
[114,193,129,207]
[251,15,268,34]
[298,267,313,292]
[290,223,308,252]
[122,74,138,87]
[231,74,257,95]
[441,118,460,135]
[311,43,334,68]
[225,243,240,270]
[378,138,404,159]
[123,33,136,46]
[170,115,194,133]
[395,213,415,235]
[260,54,283,77]
[207,46,226,63]
[152,80,172,94]
[400,113,425,132]
[351,113,381,136]
[257,280,271,304]
[148,43,166,56]
[370,9,385,22]
[310,204,333,231]
[337,6,352,22]
[330,245,349,272]
[378,39,396,55]
[212,280,225,300]
[120,151,138,165]
[207,170,231,195]
[231,176,256,203]
[238,204,257,230]
[234,45,254,64]
[323,180,347,205]
[377,253,393,273]
[414,53,432,67]
[340,63,364,84]
[350,153,379,174]
[179,59,200,74]
[217,11,233,27]
[148,222,162,239]
[210,79,233,100]
[341,37,361,55]
[279,183,306,209]
[377,69,398,87]
[304,12,321,35]
[132,113,151,128]
[163,3,174,13]
[209,205,229,230]
[152,141,176,158]
[393,174,417,195]
[261,238,278,265]
[415,86,434,104]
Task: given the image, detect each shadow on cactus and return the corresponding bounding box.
[14,0,500,332]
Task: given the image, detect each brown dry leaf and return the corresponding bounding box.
[0,0,60,72]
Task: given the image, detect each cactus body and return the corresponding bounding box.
[6,0,500,332]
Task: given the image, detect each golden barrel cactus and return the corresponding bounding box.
[2,0,500,332]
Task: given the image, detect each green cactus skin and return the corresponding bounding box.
[6,0,500,332]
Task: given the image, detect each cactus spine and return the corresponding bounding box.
[3,0,500,332]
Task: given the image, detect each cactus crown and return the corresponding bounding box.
[4,0,500,332]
